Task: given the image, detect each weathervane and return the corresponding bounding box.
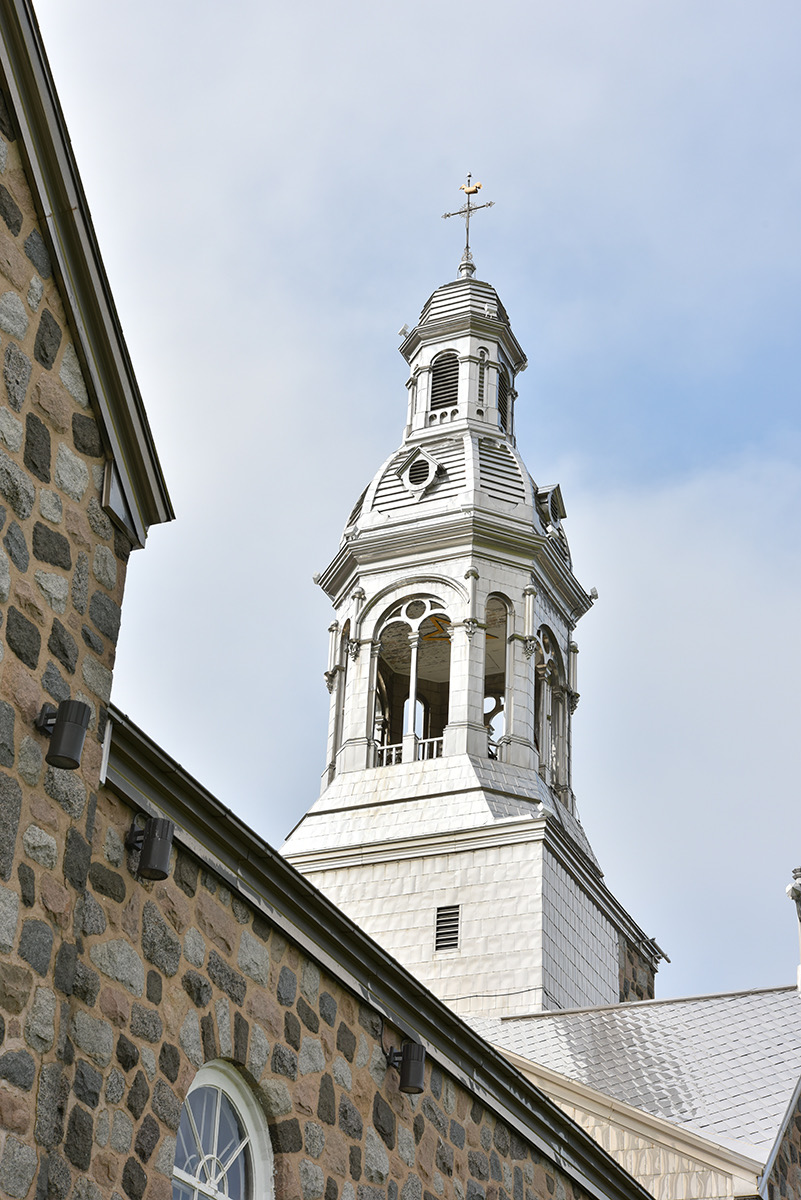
[442,174,494,276]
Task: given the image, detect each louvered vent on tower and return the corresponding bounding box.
[435,905,460,950]
[497,368,510,431]
[431,353,459,410]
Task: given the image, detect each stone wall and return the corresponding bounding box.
[0,89,125,797]
[617,936,655,1004]
[0,782,610,1200]
[766,1085,801,1200]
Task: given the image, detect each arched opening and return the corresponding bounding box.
[484,597,508,758]
[172,1061,273,1200]
[375,597,452,764]
[376,620,411,762]
[534,626,567,790]
[431,352,459,412]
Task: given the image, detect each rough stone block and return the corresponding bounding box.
[55,443,87,502]
[89,590,121,643]
[24,229,51,278]
[59,344,88,408]
[33,521,71,568]
[24,985,56,1052]
[0,1050,34,1090]
[71,551,88,614]
[0,447,34,518]
[90,940,144,997]
[125,1070,149,1120]
[69,1010,113,1067]
[142,901,181,977]
[3,520,27,571]
[34,309,62,369]
[42,660,70,703]
[72,1060,102,1109]
[4,343,31,412]
[7,605,40,669]
[0,291,27,339]
[24,414,51,483]
[130,1003,162,1043]
[63,827,90,889]
[18,918,54,976]
[0,1134,37,1199]
[35,569,67,613]
[208,951,246,1005]
[152,1078,181,1131]
[92,544,117,590]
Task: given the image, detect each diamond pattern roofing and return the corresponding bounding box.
[468,986,801,1159]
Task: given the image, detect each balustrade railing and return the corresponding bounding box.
[377,743,402,767]
[416,737,443,761]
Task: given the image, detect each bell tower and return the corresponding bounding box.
[283,247,662,1017]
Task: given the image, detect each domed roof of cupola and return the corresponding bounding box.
[400,270,527,372]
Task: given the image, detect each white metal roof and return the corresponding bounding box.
[468,986,801,1161]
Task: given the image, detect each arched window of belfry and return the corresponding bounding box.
[375,597,451,764]
[172,1061,273,1200]
[534,627,567,789]
[484,597,509,758]
[430,352,459,412]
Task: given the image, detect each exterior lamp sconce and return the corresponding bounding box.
[125,817,175,881]
[35,700,91,770]
[380,1015,426,1094]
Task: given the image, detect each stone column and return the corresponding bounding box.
[364,640,381,768]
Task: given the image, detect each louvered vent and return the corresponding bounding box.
[497,369,510,430]
[478,353,486,405]
[435,905,460,950]
[431,354,459,411]
[408,459,430,486]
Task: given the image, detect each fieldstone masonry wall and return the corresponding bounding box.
[0,779,607,1200]
[0,88,128,796]
[767,1088,801,1200]
[617,937,654,1004]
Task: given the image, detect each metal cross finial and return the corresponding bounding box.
[442,174,495,275]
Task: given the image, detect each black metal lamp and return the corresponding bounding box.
[126,817,174,881]
[385,1040,426,1094]
[35,700,91,769]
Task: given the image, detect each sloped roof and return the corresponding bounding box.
[467,986,801,1161]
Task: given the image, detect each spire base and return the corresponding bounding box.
[458,251,476,279]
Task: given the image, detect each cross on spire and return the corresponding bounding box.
[442,174,495,277]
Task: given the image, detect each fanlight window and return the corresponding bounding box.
[173,1063,273,1200]
[430,352,459,411]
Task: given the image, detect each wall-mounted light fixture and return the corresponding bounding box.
[125,816,175,881]
[380,1014,426,1093]
[35,700,91,769]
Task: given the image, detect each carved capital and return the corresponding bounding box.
[324,670,337,693]
[463,618,479,640]
[346,639,360,661]
[523,636,538,659]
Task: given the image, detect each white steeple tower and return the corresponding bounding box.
[283,241,662,1017]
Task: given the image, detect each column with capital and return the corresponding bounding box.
[402,631,421,764]
[443,569,488,757]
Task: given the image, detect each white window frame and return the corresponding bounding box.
[172,1059,274,1200]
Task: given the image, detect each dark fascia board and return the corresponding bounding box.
[0,0,173,546]
[105,704,652,1200]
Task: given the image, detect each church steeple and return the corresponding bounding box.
[284,253,662,1017]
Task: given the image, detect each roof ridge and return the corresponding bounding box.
[499,983,799,1021]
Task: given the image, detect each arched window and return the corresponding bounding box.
[484,597,509,757]
[430,353,459,411]
[375,597,451,764]
[172,1061,273,1200]
[497,366,510,431]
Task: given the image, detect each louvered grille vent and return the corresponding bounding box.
[435,905,460,950]
[431,354,459,410]
[478,358,485,405]
[408,459,430,485]
[497,370,510,430]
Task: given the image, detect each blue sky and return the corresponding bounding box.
[33,0,801,1000]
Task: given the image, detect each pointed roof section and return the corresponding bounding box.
[400,273,527,374]
[0,0,172,546]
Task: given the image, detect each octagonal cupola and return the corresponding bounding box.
[399,269,527,442]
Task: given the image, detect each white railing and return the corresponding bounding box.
[377,743,402,767]
[416,737,443,761]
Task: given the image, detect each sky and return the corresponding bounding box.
[31,0,801,1001]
